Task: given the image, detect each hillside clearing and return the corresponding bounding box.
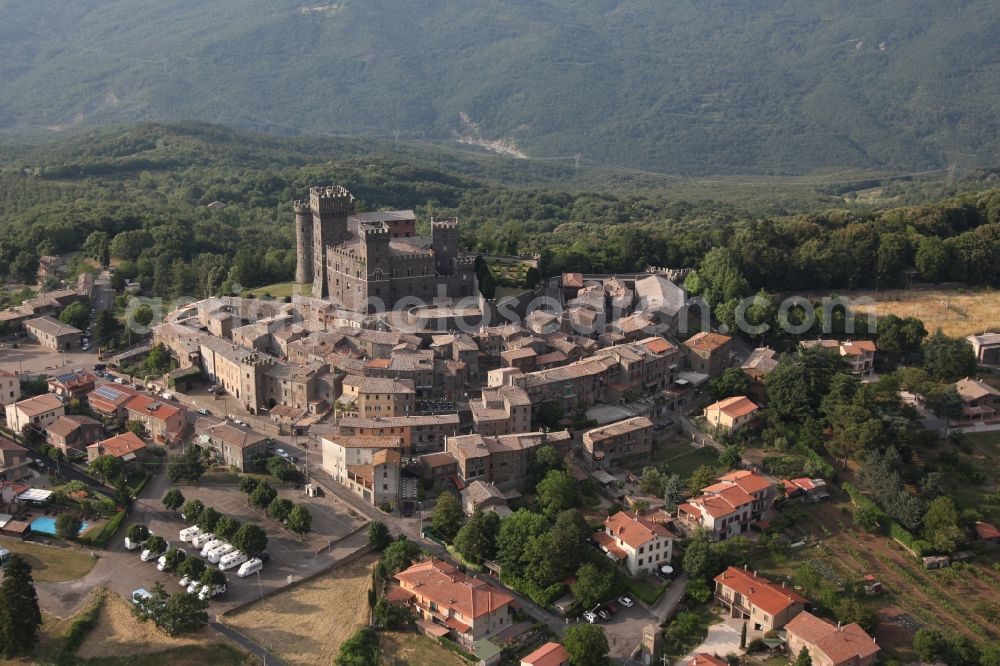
[223,554,377,665]
[850,288,1000,338]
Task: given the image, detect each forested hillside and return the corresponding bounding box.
[1,124,999,303]
[2,0,999,174]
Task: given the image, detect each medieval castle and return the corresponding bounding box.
[294,186,477,312]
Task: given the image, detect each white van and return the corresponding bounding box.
[200,539,224,558]
[192,532,215,548]
[219,551,248,571]
[207,543,235,564]
[179,526,201,542]
[237,558,263,578]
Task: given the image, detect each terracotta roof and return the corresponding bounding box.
[954,377,1000,401]
[562,273,584,288]
[343,375,416,395]
[46,415,101,439]
[0,436,27,453]
[420,452,457,468]
[395,559,513,620]
[386,586,415,603]
[323,434,404,449]
[338,414,459,429]
[717,469,774,494]
[48,369,97,390]
[87,384,138,411]
[975,521,1000,539]
[639,336,676,354]
[714,567,806,616]
[348,464,374,484]
[521,642,569,666]
[604,511,675,549]
[592,530,627,560]
[705,395,759,419]
[25,315,81,337]
[841,340,876,355]
[785,611,879,664]
[372,449,401,467]
[10,393,63,417]
[195,418,267,449]
[689,655,728,666]
[683,331,732,353]
[126,394,182,422]
[88,432,146,459]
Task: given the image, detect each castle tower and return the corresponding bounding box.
[293,200,313,284]
[307,186,356,299]
[360,222,392,312]
[431,218,459,276]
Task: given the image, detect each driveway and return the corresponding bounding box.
[677,617,750,665]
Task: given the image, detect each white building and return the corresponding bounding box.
[5,394,65,434]
[320,433,403,507]
[592,511,676,576]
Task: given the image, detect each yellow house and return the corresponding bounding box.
[703,395,759,432]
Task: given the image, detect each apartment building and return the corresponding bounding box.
[447,430,572,490]
[677,470,776,540]
[5,394,64,433]
[582,416,654,469]
[470,385,532,435]
[336,413,460,453]
[591,511,676,577]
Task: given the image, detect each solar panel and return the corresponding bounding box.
[55,372,77,384]
[94,386,123,400]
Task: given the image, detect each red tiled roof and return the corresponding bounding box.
[126,394,182,422]
[88,432,146,459]
[395,559,513,620]
[683,331,732,353]
[785,611,879,665]
[521,642,569,666]
[640,336,675,354]
[714,567,806,616]
[592,531,627,560]
[689,655,727,666]
[706,395,759,418]
[976,521,1000,540]
[603,511,675,549]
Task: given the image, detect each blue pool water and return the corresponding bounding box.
[30,516,90,536]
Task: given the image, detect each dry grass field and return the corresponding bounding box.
[224,554,377,666]
[76,591,233,661]
[0,541,97,582]
[380,631,469,666]
[850,288,1000,338]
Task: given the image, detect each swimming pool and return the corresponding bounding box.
[30,516,90,536]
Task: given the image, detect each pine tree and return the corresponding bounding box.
[794,647,812,666]
[0,555,42,657]
[663,473,683,513]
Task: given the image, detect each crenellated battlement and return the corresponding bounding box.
[293,200,311,214]
[360,222,391,239]
[431,217,459,230]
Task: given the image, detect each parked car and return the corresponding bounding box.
[275,448,289,459]
[197,408,211,416]
[179,575,194,587]
[618,596,634,608]
[237,558,263,578]
[583,610,598,624]
[160,392,174,401]
[140,546,162,562]
[597,608,611,621]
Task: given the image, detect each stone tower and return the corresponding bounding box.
[431,218,459,276]
[360,223,392,311]
[296,185,356,299]
[293,200,313,284]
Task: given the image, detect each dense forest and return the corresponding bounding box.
[1,124,1000,302]
[2,0,1000,174]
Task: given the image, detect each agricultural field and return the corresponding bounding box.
[224,554,377,666]
[933,431,1000,524]
[757,500,1000,661]
[850,288,1000,338]
[379,631,469,666]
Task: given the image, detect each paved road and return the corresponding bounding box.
[211,621,287,665]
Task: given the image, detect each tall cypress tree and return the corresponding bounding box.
[0,554,43,657]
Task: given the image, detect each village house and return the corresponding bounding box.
[47,369,98,402]
[5,393,65,434]
[967,332,1000,367]
[419,451,459,490]
[0,370,21,408]
[125,394,187,445]
[952,377,1000,424]
[683,331,734,376]
[391,559,514,648]
[470,385,532,436]
[521,642,570,666]
[86,384,139,422]
[46,415,105,455]
[460,480,512,517]
[703,395,760,433]
[741,347,778,403]
[87,432,148,472]
[336,413,460,454]
[687,655,727,666]
[591,510,676,577]
[320,433,403,506]
[447,430,572,490]
[339,375,415,418]
[24,316,82,351]
[193,417,269,472]
[799,339,877,376]
[713,566,807,632]
[677,470,776,540]
[0,436,29,476]
[581,416,654,469]
[784,611,879,666]
[363,349,436,397]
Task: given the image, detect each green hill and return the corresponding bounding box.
[2,0,999,174]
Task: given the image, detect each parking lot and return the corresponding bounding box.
[102,472,366,614]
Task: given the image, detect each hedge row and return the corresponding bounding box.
[79,510,127,548]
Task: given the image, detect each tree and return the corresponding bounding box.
[718,444,743,469]
[662,474,684,513]
[454,509,501,564]
[531,444,564,485]
[827,404,883,468]
[381,538,421,575]
[534,401,565,430]
[682,534,717,581]
[232,523,268,555]
[980,640,1000,666]
[168,446,206,483]
[59,301,90,331]
[430,492,463,539]
[571,563,612,610]
[239,475,260,496]
[287,505,312,536]
[250,482,277,509]
[89,454,124,484]
[266,497,293,523]
[181,499,204,522]
[94,309,119,347]
[335,627,380,666]
[213,516,241,541]
[133,304,154,327]
[922,329,977,382]
[639,466,667,497]
[156,592,209,636]
[923,496,963,553]
[0,554,42,657]
[876,314,927,356]
[267,456,299,482]
[162,547,187,571]
[177,556,206,581]
[794,647,812,666]
[55,512,83,540]
[563,624,609,666]
[144,535,167,556]
[162,488,185,512]
[200,568,227,589]
[913,628,947,662]
[127,523,150,544]
[368,521,392,551]
[924,384,964,421]
[689,465,718,494]
[132,581,168,622]
[126,419,148,437]
[708,368,752,402]
[740,621,747,649]
[372,597,412,629]
[536,469,579,518]
[196,507,222,532]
